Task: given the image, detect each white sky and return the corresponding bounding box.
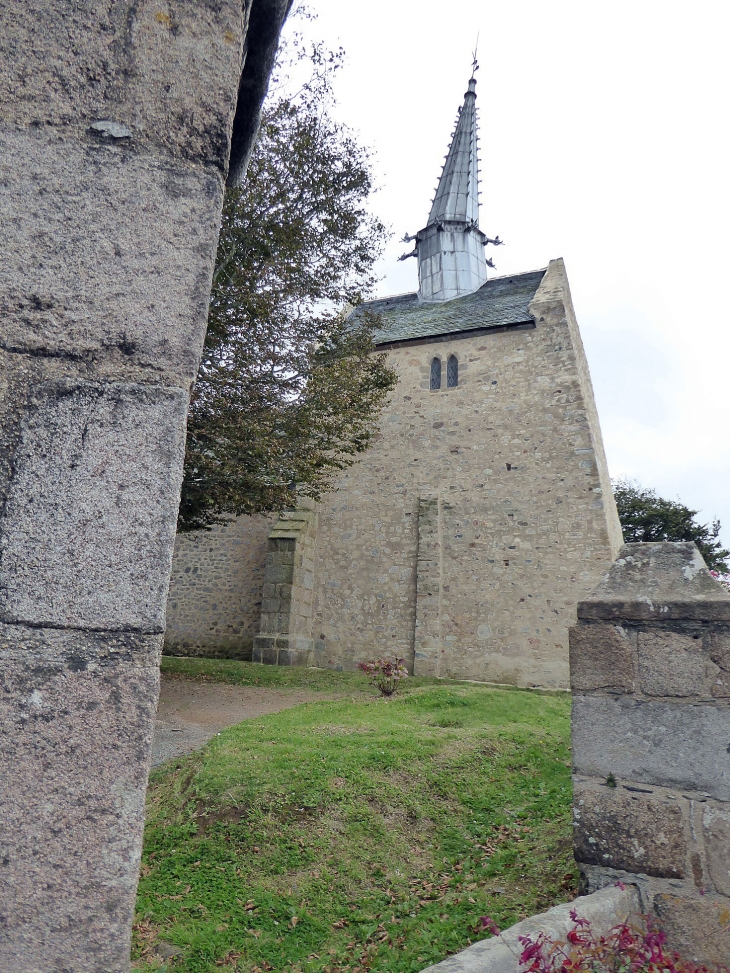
[292,0,730,549]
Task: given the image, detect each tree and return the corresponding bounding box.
[178,40,397,532]
[613,478,730,572]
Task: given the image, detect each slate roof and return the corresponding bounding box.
[359,269,546,346]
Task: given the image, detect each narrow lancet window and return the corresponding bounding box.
[447,355,458,387]
[430,357,442,390]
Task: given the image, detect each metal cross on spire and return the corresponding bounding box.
[471,34,479,76]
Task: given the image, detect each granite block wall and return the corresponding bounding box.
[0,1,289,968]
[165,514,274,659]
[572,542,730,969]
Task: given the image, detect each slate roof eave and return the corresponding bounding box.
[354,268,547,346]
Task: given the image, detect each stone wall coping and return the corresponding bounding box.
[578,601,730,622]
[419,885,639,972]
[578,542,730,622]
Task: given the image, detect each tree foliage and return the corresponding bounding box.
[179,39,396,532]
[613,478,730,572]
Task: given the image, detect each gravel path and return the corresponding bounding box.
[151,675,328,767]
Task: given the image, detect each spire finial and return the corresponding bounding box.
[471,33,479,77]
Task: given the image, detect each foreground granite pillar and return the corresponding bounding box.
[571,542,730,969]
[0,2,288,968]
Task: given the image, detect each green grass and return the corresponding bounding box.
[160,656,465,694]
[135,680,574,973]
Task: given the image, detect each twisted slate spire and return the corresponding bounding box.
[428,78,480,226]
[412,73,491,303]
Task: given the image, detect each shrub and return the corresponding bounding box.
[357,657,409,696]
[509,908,729,972]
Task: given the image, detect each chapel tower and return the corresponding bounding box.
[165,66,624,689]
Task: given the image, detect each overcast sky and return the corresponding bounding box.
[291,1,730,550]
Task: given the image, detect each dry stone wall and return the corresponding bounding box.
[166,514,274,659]
[572,542,730,968]
[312,260,622,686]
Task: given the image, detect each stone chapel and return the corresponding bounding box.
[165,71,622,688]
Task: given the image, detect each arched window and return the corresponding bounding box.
[447,355,458,387]
[430,357,442,390]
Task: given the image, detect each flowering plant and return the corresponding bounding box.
[710,570,730,593]
[357,658,409,696]
[511,909,727,972]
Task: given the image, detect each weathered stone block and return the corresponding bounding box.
[702,802,730,896]
[259,645,278,666]
[0,128,223,379]
[0,1,245,172]
[0,647,159,973]
[572,694,730,801]
[420,886,640,973]
[573,780,686,878]
[652,890,730,968]
[0,621,162,669]
[569,623,636,692]
[267,564,295,585]
[578,542,730,622]
[0,381,187,632]
[709,631,730,697]
[637,630,717,697]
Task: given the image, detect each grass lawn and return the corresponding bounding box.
[135,663,574,972]
[159,656,463,695]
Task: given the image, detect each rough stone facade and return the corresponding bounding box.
[0,2,289,969]
[167,259,622,687]
[572,542,730,968]
[311,259,621,686]
[166,514,275,659]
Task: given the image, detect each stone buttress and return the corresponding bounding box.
[253,503,318,666]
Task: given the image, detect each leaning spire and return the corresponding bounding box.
[400,62,502,303]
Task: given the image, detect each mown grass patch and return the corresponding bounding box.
[159,656,464,695]
[134,684,574,973]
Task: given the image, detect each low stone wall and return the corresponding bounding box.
[164,514,274,659]
[420,885,638,972]
[571,542,730,969]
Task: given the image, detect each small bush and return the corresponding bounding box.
[502,906,729,972]
[357,657,409,696]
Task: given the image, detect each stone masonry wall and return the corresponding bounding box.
[572,542,730,969]
[311,260,622,687]
[165,514,274,659]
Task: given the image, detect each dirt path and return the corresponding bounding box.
[151,675,328,767]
